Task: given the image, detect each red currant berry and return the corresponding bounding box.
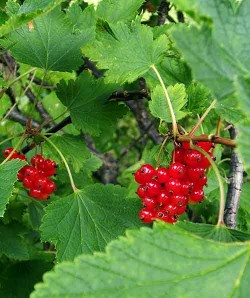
[170,195,188,207]
[23,177,34,189]
[189,189,204,203]
[197,136,213,152]
[134,164,156,184]
[24,166,39,178]
[3,147,17,158]
[176,204,187,215]
[172,147,186,163]
[157,191,170,206]
[165,178,182,195]
[196,174,207,187]
[187,167,205,180]
[155,167,170,183]
[45,180,56,195]
[181,180,193,196]
[161,214,178,224]
[139,208,155,223]
[31,154,45,168]
[142,197,157,209]
[169,162,186,180]
[164,204,177,216]
[184,150,203,167]
[200,152,214,168]
[182,142,190,150]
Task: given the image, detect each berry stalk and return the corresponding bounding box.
[189,99,217,137]
[151,65,178,138]
[191,144,225,225]
[41,135,78,193]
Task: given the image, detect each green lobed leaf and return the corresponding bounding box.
[4,7,95,71]
[0,0,64,37]
[43,134,91,173]
[236,119,250,170]
[0,159,26,217]
[236,76,250,119]
[32,222,250,298]
[149,83,187,122]
[83,20,169,84]
[177,221,250,242]
[56,71,126,136]
[144,56,192,90]
[170,0,250,104]
[40,184,142,262]
[96,0,144,23]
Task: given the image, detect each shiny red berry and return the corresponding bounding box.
[172,147,186,163]
[139,209,155,223]
[169,162,186,180]
[189,189,204,203]
[134,164,156,184]
[155,167,170,183]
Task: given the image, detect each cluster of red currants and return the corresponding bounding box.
[3,148,56,200]
[134,141,214,224]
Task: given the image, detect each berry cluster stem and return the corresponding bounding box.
[191,144,225,225]
[151,65,178,138]
[156,135,168,169]
[189,100,217,137]
[41,135,78,193]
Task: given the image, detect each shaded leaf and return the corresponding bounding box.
[56,71,126,136]
[0,260,53,298]
[43,134,91,173]
[177,221,250,242]
[41,184,142,261]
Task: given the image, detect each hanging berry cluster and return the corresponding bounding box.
[3,148,56,200]
[134,141,214,224]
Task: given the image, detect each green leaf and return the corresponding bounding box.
[170,0,250,103]
[236,119,250,170]
[96,0,144,23]
[56,71,126,136]
[186,81,211,114]
[235,75,250,119]
[32,222,250,298]
[149,83,187,122]
[43,134,91,173]
[0,159,26,217]
[41,184,142,261]
[0,260,53,298]
[66,4,96,35]
[0,0,64,37]
[83,21,169,84]
[4,7,95,71]
[177,221,250,242]
[144,56,192,89]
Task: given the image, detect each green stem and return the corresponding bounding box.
[191,144,225,225]
[156,135,169,169]
[41,135,78,193]
[151,65,178,138]
[189,99,217,137]
[7,67,37,89]
[0,137,25,166]
[0,135,22,147]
